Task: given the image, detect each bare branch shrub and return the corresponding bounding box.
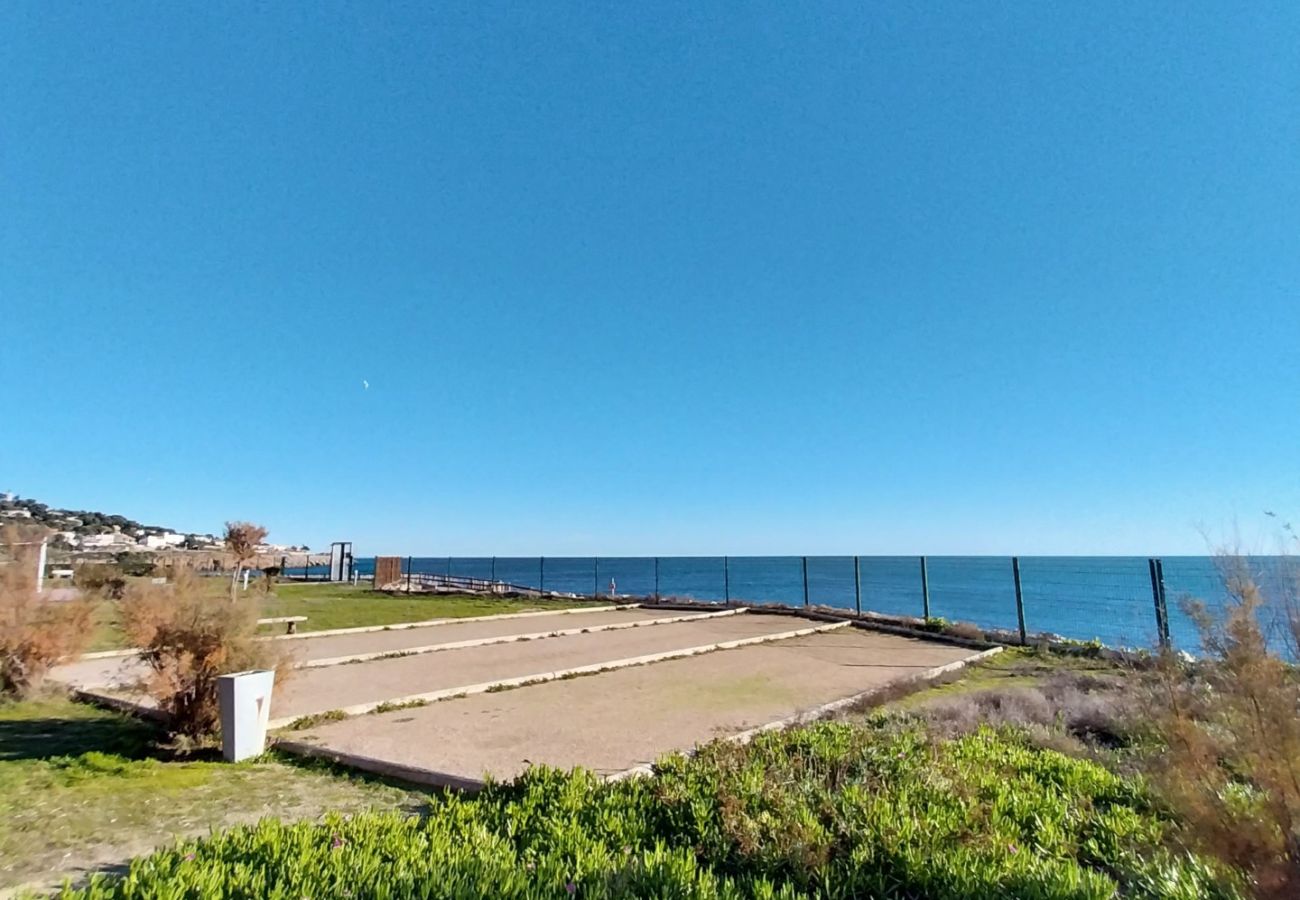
[73,562,127,599]
[914,671,1142,754]
[1145,558,1300,898]
[119,570,290,739]
[223,521,267,601]
[0,527,95,697]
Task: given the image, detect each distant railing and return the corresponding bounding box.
[403,571,542,595]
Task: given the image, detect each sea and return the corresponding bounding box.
[299,554,1299,655]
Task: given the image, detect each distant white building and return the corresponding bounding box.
[0,509,32,519]
[82,533,136,549]
[138,532,186,550]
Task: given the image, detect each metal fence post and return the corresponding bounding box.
[724,556,730,604]
[654,556,660,600]
[854,555,861,616]
[1157,559,1171,645]
[405,555,412,594]
[491,556,496,582]
[920,556,931,619]
[594,557,599,598]
[1012,556,1026,645]
[1154,556,1164,647]
[539,556,545,593]
[802,556,809,608]
[1156,558,1170,647]
[1149,558,1171,649]
[446,556,452,576]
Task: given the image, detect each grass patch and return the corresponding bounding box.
[369,698,430,715]
[82,582,603,650]
[0,693,429,893]
[257,584,599,633]
[283,710,349,731]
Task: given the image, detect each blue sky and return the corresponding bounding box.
[2,3,1298,556]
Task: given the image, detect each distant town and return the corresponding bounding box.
[0,492,309,557]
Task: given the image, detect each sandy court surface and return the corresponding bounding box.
[281,606,704,662]
[287,628,978,781]
[271,612,808,719]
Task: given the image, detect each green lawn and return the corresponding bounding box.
[85,581,604,650]
[257,582,601,632]
[0,694,431,894]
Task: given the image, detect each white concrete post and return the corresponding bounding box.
[242,569,250,591]
[36,539,48,594]
[217,669,276,761]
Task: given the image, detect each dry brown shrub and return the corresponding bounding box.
[73,562,127,599]
[943,620,987,641]
[0,527,95,697]
[119,570,290,739]
[1145,558,1300,899]
[223,521,268,601]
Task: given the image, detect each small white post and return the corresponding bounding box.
[242,569,250,591]
[36,539,48,594]
[217,670,276,761]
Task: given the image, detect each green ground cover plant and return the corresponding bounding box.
[58,719,1239,900]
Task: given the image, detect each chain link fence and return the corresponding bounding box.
[353,554,1297,654]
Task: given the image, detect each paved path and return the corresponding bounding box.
[271,613,803,720]
[285,628,977,782]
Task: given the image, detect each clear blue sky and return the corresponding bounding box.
[3,3,1298,556]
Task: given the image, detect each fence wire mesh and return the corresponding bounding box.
[341,554,1299,655]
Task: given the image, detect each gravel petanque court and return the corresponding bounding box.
[279,625,983,786]
[58,603,984,788]
[268,610,823,722]
[50,605,718,690]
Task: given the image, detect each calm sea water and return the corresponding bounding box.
[316,555,1299,653]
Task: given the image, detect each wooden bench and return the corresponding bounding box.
[258,615,308,635]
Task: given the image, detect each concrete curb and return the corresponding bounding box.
[71,604,630,662]
[299,608,745,669]
[77,648,142,661]
[72,689,169,723]
[270,620,850,730]
[604,646,1004,782]
[274,740,487,793]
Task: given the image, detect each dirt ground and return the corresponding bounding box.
[286,627,977,782]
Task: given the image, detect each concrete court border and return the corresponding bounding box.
[276,643,1001,792]
[300,608,745,669]
[267,619,849,729]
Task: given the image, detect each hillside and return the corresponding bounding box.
[0,493,307,554]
